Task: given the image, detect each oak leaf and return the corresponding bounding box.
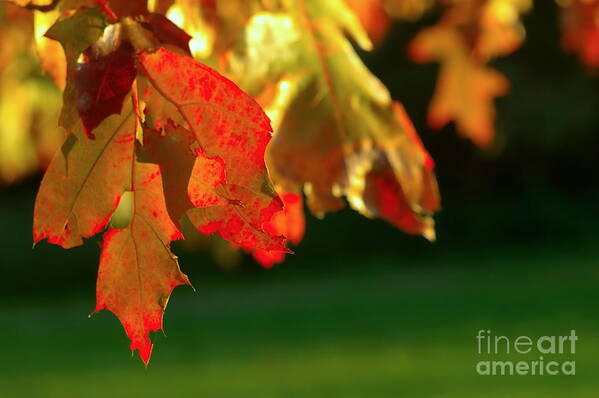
[33,106,136,248]
[410,26,510,148]
[95,159,191,366]
[138,48,286,252]
[408,0,530,147]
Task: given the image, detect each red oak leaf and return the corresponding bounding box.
[141,123,285,253]
[186,150,287,253]
[138,47,286,252]
[141,121,288,263]
[138,48,273,190]
[95,160,191,366]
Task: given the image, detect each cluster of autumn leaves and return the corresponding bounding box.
[1,0,596,364]
[30,3,294,363]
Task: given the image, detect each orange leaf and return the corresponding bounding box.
[410,26,509,148]
[95,160,191,366]
[33,108,136,248]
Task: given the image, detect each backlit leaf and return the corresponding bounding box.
[33,105,136,248]
[96,159,191,366]
[138,48,286,251]
[230,0,440,239]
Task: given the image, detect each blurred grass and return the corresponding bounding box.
[1,240,598,397]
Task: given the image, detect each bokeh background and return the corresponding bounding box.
[1,1,599,397]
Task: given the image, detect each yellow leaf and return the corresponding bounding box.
[229,0,440,239]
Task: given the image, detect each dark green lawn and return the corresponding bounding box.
[1,242,598,397]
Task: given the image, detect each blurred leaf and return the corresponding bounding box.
[34,10,66,89]
[230,0,440,239]
[559,0,599,69]
[384,0,436,21]
[409,0,530,147]
[0,8,62,184]
[252,192,305,267]
[6,0,57,10]
[410,25,510,148]
[344,0,391,46]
